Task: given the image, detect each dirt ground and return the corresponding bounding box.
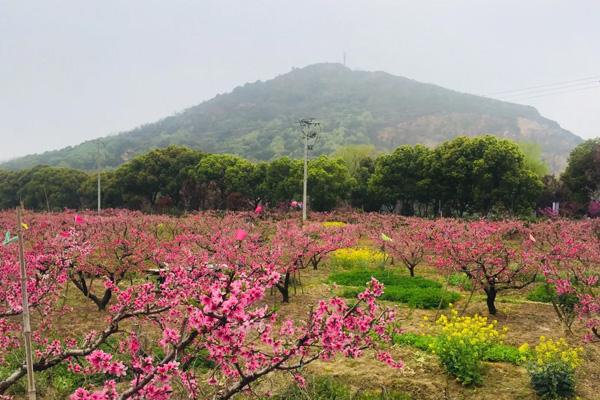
[19,262,600,400]
[263,264,600,400]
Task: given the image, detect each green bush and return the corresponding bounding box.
[530,364,576,399]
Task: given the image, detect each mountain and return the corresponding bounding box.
[2,63,582,172]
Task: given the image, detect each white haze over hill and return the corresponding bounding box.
[0,0,599,161]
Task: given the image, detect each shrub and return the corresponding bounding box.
[430,309,506,385]
[521,337,583,399]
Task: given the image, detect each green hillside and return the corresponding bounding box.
[2,63,582,172]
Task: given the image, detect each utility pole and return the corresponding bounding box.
[96,141,102,213]
[303,132,308,222]
[16,207,36,400]
[298,118,320,222]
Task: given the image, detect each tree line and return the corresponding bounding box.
[0,135,598,216]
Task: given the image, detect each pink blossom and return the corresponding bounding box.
[235,229,248,241]
[293,373,306,388]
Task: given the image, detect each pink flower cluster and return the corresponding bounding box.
[85,350,127,377]
[0,211,404,399]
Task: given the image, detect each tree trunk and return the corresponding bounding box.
[276,272,291,303]
[97,289,112,311]
[70,273,113,311]
[484,286,497,315]
[311,256,320,270]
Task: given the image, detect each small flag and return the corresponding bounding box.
[74,215,84,224]
[255,205,263,214]
[21,223,29,230]
[2,231,18,246]
[381,233,393,242]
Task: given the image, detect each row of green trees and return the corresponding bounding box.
[0,135,597,216]
[561,138,600,208]
[0,146,355,212]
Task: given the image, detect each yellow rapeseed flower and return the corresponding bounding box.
[529,337,582,370]
[330,247,386,268]
[322,221,347,228]
[518,343,530,353]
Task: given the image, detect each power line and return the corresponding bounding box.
[499,84,600,102]
[487,74,600,96]
[499,81,600,101]
[499,80,600,99]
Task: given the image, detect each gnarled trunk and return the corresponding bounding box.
[275,272,291,303]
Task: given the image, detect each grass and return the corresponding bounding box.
[447,272,473,290]
[342,286,460,309]
[393,333,524,364]
[329,269,441,288]
[0,335,215,399]
[329,269,460,309]
[0,350,87,398]
[268,375,412,400]
[527,284,556,303]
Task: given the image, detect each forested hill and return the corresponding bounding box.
[2,63,582,172]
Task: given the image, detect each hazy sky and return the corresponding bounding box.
[1,0,599,161]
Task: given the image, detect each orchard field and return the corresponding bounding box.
[0,210,599,400]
